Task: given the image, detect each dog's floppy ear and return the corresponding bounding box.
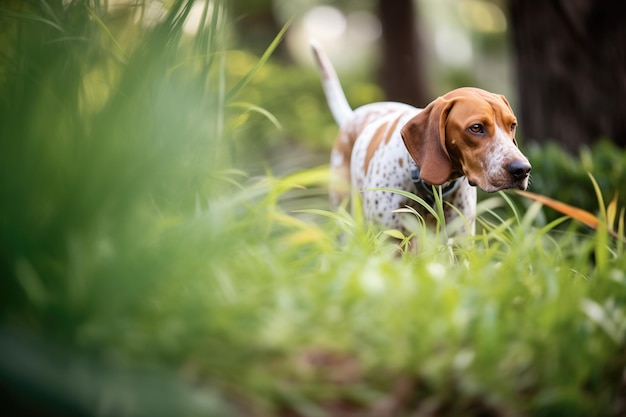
[401,97,454,185]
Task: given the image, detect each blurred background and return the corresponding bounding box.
[231,0,626,211]
[229,0,625,151]
[1,1,626,416]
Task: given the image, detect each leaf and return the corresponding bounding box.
[226,16,293,102]
[588,173,607,222]
[515,189,626,242]
[228,102,282,130]
[581,299,622,344]
[384,229,406,240]
[369,187,439,221]
[607,193,619,232]
[84,4,125,60]
[514,190,599,229]
[0,10,65,33]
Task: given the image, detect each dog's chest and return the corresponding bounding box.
[407,181,477,234]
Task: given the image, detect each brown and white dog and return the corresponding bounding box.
[311,41,531,235]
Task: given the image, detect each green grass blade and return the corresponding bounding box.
[226,16,293,102]
[228,101,283,130]
[498,190,521,224]
[84,3,124,59]
[588,172,607,222]
[369,187,440,220]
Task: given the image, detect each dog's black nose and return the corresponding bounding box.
[506,160,531,180]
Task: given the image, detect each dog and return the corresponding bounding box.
[310,41,531,236]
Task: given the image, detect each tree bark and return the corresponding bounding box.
[509,0,626,149]
[378,0,428,107]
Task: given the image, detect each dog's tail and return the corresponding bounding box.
[310,39,352,127]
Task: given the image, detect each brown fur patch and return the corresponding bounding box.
[364,123,389,174]
[363,117,402,174]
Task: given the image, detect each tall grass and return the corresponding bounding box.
[1,1,626,416]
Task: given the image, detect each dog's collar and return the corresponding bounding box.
[409,159,462,205]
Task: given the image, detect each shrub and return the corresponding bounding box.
[524,141,626,215]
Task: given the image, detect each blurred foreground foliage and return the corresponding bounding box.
[226,49,383,171]
[1,1,626,417]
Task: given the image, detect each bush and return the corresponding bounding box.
[524,141,626,215]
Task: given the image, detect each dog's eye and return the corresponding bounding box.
[468,124,484,134]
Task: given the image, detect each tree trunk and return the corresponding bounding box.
[508,0,626,149]
[378,0,428,107]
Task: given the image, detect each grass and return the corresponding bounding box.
[1,1,626,416]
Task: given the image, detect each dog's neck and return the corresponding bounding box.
[409,158,463,205]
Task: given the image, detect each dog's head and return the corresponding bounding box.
[401,87,531,192]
